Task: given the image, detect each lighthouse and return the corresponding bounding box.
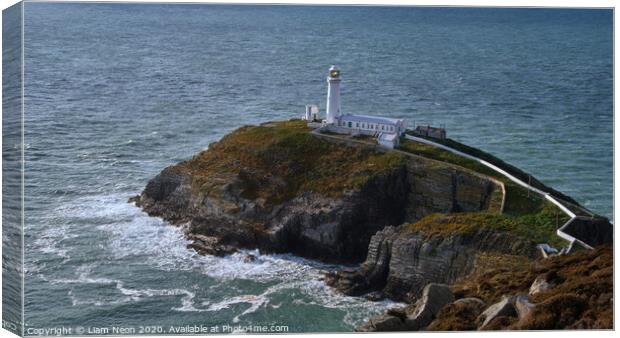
[300,66,408,149]
[325,65,342,124]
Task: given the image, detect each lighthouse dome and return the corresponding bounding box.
[328,65,340,78]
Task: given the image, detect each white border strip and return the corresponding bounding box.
[21,1,26,333]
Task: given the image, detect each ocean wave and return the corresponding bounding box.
[37,193,401,327]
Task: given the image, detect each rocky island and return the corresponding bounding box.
[131,118,612,331]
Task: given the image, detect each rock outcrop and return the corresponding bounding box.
[357,283,454,332]
[426,245,613,330]
[132,120,612,331]
[477,296,518,330]
[426,297,486,331]
[327,224,539,302]
[405,283,455,330]
[529,274,554,295]
[133,120,503,263]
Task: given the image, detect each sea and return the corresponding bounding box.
[4,3,614,334]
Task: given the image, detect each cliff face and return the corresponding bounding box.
[134,119,611,331]
[404,159,504,220]
[326,224,538,302]
[133,120,503,263]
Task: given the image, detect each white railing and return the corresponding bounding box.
[403,134,593,250]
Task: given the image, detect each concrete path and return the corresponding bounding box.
[310,126,596,250]
[404,134,593,250]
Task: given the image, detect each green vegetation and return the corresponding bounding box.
[398,137,575,245]
[404,200,570,247]
[404,133,578,205]
[180,119,406,205]
[398,138,552,216]
[177,119,573,244]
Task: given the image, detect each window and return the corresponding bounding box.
[356,123,359,128]
[348,122,352,128]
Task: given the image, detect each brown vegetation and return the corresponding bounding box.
[177,119,406,205]
[430,245,613,330]
[426,300,485,331]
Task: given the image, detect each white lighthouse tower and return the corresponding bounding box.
[325,65,342,124]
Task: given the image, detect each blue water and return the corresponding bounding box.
[15,3,612,334]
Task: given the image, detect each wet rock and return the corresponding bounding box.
[186,234,237,257]
[325,226,399,296]
[364,291,386,301]
[243,254,257,263]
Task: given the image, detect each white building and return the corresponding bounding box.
[304,104,319,121]
[336,114,406,136]
[378,133,399,148]
[310,65,406,149]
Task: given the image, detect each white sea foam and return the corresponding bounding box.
[38,193,401,327]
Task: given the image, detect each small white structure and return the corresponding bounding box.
[304,104,320,121]
[306,65,407,149]
[378,132,400,148]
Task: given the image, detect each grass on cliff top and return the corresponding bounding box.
[397,138,580,245]
[403,133,580,206]
[404,201,570,247]
[398,139,555,217]
[179,119,406,205]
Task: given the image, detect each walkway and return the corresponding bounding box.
[404,134,594,250]
[311,126,597,250]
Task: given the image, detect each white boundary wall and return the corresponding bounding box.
[404,135,594,250]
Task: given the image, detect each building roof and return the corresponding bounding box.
[378,133,398,141]
[339,113,403,126]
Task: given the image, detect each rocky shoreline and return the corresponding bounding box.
[131,120,612,331]
[354,245,612,331]
[324,225,539,302]
[130,122,504,263]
